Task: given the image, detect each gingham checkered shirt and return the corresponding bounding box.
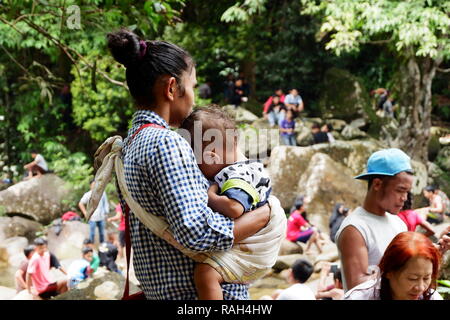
[120,110,249,300]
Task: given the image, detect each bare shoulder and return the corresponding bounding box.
[337,225,365,250]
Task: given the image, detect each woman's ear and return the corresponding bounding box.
[164,76,177,101]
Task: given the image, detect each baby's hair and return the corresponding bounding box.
[180,105,238,149]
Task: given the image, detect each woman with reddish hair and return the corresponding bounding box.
[345,231,443,300]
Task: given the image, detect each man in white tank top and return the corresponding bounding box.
[336,148,413,292]
[336,148,450,293]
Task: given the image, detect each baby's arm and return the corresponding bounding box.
[208,183,245,219]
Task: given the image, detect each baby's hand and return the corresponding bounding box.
[208,183,220,196]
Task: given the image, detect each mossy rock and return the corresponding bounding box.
[318,68,380,133]
[436,146,450,172]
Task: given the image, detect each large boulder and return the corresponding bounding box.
[268,146,317,208]
[0,174,71,224]
[428,162,450,197]
[0,286,16,300]
[54,268,138,300]
[273,254,310,272]
[268,141,383,209]
[340,125,367,140]
[238,124,280,159]
[0,236,28,268]
[296,153,367,231]
[223,105,259,124]
[278,239,304,256]
[318,68,378,128]
[436,146,450,172]
[0,216,42,242]
[46,221,90,261]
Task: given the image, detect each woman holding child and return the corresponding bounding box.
[107,29,285,300]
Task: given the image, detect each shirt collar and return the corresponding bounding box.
[131,109,170,130]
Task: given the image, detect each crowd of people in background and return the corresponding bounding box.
[12,183,126,300]
[282,148,450,300]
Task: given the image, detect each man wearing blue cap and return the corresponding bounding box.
[335,148,450,292]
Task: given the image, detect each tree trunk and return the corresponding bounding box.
[391,54,439,163]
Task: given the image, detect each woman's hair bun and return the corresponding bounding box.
[107,29,141,67]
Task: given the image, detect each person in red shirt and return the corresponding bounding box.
[263,89,285,114]
[26,238,68,299]
[107,203,125,259]
[286,200,323,254]
[397,192,435,237]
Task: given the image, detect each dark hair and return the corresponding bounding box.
[291,259,313,283]
[424,185,436,193]
[331,266,342,283]
[33,238,47,246]
[82,247,93,256]
[295,201,304,210]
[311,122,321,130]
[83,238,94,245]
[326,123,333,132]
[342,207,349,215]
[401,192,413,211]
[367,175,388,190]
[30,150,38,154]
[107,29,194,108]
[23,245,35,258]
[179,105,237,149]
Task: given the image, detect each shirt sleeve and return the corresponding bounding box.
[79,191,90,205]
[27,258,36,274]
[149,133,235,252]
[222,188,253,212]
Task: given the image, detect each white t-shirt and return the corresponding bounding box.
[345,274,443,300]
[80,190,109,222]
[276,283,316,300]
[35,154,48,171]
[284,94,303,106]
[335,206,407,291]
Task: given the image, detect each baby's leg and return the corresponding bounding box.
[194,263,224,300]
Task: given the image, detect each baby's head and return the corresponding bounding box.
[180,105,239,180]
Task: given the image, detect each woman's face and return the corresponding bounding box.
[170,66,197,127]
[386,256,433,300]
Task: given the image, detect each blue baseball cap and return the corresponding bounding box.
[355,148,413,180]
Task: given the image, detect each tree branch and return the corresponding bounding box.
[437,67,450,73]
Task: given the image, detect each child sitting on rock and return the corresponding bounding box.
[67,247,94,289]
[180,105,285,300]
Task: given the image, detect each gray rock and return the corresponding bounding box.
[0,174,71,224]
[349,118,366,129]
[341,125,367,140]
[278,239,304,256]
[223,105,259,124]
[47,221,90,261]
[0,237,28,268]
[54,268,138,300]
[296,153,367,232]
[0,286,16,300]
[0,216,42,242]
[273,254,310,272]
[436,146,450,172]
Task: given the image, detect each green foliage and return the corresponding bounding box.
[301,0,450,59]
[71,53,134,142]
[42,141,93,210]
